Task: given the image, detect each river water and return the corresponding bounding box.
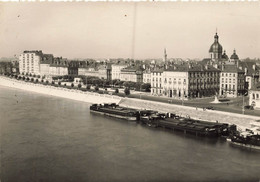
[0,85,259,182]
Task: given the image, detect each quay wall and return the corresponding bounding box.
[119,98,260,129]
[0,77,121,104]
[1,76,259,129]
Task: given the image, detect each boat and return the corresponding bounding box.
[90,103,139,121]
[227,124,260,150]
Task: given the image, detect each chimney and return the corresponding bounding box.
[221,64,224,71]
[244,67,248,75]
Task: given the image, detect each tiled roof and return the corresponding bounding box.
[239,62,259,76]
[221,65,244,73]
[165,64,220,72]
[251,82,260,91]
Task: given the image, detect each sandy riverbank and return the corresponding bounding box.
[0,77,121,104]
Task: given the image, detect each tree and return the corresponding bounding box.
[26,77,29,81]
[51,81,55,85]
[36,79,39,83]
[78,83,82,89]
[25,73,28,76]
[124,87,130,95]
[71,83,74,88]
[45,80,49,84]
[86,85,91,90]
[58,81,61,86]
[37,75,41,78]
[22,76,25,80]
[31,78,34,82]
[142,83,151,92]
[115,88,119,94]
[33,74,36,77]
[29,73,32,77]
[95,86,99,91]
[41,79,44,83]
[22,72,24,75]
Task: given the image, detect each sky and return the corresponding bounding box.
[0,2,260,60]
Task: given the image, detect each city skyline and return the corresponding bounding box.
[0,2,260,60]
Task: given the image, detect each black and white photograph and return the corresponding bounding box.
[0,1,260,182]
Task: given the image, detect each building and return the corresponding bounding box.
[49,58,68,76]
[239,62,260,90]
[111,63,128,80]
[19,50,43,75]
[151,68,163,96]
[143,70,151,83]
[249,82,260,109]
[119,66,143,83]
[162,64,220,98]
[219,64,245,97]
[39,54,54,76]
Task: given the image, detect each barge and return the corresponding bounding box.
[138,111,229,137]
[227,124,260,150]
[90,103,139,121]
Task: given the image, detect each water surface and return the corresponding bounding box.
[0,85,259,182]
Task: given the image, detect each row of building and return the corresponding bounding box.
[18,33,260,101]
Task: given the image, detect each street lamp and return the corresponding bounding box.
[242,94,245,115]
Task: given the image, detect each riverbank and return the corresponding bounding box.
[119,98,259,129]
[0,76,121,104]
[1,76,259,129]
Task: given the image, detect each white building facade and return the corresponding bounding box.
[111,64,128,80]
[19,50,42,75]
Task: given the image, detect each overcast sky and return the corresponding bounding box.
[0,2,260,60]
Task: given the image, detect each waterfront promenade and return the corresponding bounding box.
[1,76,259,129]
[0,76,121,104]
[119,98,259,129]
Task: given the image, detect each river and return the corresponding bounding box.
[0,85,259,182]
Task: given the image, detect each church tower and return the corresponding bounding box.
[209,32,223,61]
[163,48,167,62]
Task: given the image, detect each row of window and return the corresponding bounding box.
[252,93,259,100]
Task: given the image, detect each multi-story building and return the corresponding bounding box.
[151,69,163,96]
[162,64,220,98]
[49,58,68,76]
[19,50,43,75]
[239,62,260,90]
[39,54,54,76]
[111,63,128,80]
[219,64,245,97]
[249,82,260,109]
[143,70,151,84]
[119,66,143,83]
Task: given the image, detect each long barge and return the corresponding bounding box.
[138,112,229,137]
[90,103,230,137]
[90,103,139,121]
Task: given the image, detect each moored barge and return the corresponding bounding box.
[90,103,139,121]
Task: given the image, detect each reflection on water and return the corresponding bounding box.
[0,85,259,182]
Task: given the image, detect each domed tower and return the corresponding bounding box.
[230,49,239,62]
[221,50,229,61]
[209,32,223,61]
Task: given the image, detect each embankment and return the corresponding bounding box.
[0,77,121,104]
[1,76,259,129]
[119,98,259,129]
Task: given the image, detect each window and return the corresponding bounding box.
[257,94,259,99]
[253,93,255,99]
